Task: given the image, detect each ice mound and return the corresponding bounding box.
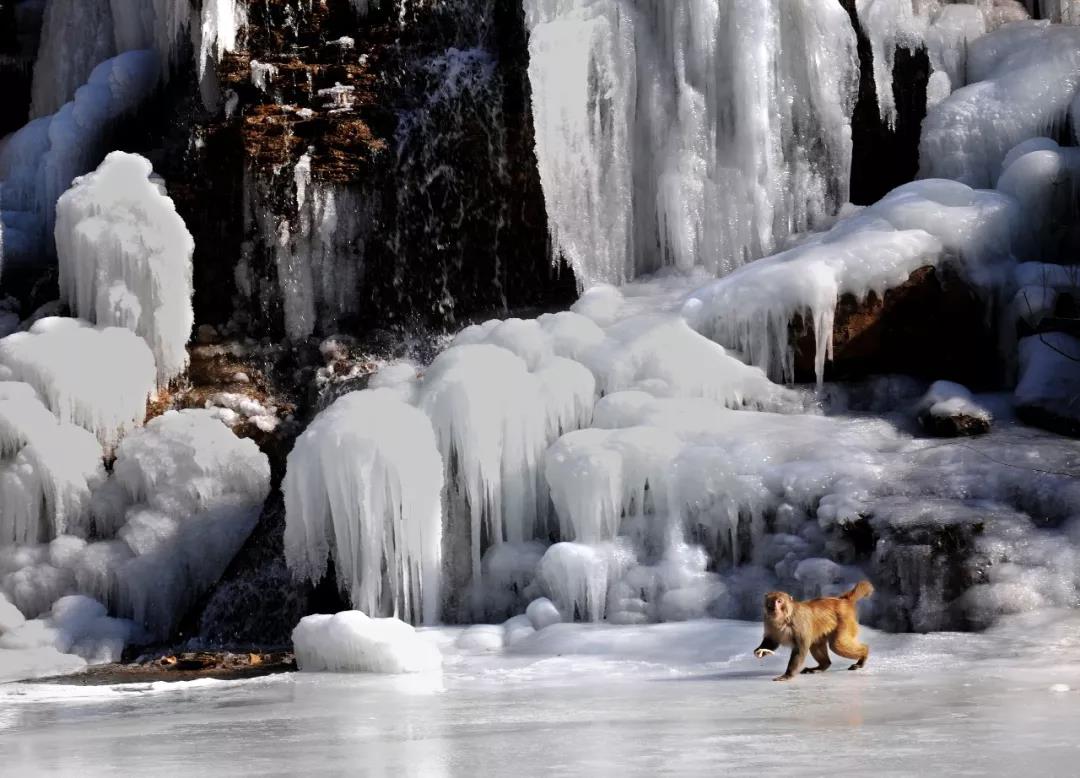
[1014,333,1080,433]
[0,410,270,647]
[0,594,137,665]
[284,390,444,625]
[0,317,155,448]
[0,591,25,633]
[0,381,106,544]
[525,597,562,631]
[683,179,1019,384]
[996,140,1080,263]
[292,611,442,673]
[920,20,1080,187]
[1012,261,1080,328]
[55,151,195,384]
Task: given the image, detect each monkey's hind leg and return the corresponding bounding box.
[830,634,869,670]
[801,639,832,674]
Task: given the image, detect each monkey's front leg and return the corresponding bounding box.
[774,641,807,681]
[754,635,779,659]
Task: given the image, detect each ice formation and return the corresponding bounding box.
[0,381,106,545]
[684,179,1019,384]
[284,390,444,625]
[920,20,1080,187]
[0,595,137,666]
[0,50,160,271]
[0,317,156,448]
[0,409,269,661]
[54,152,195,385]
[524,0,859,286]
[292,611,442,673]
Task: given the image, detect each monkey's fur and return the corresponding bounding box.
[753,581,873,681]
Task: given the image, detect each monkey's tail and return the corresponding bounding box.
[841,580,874,602]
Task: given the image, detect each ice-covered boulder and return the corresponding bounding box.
[915,380,992,437]
[292,611,442,673]
[0,381,106,544]
[1014,333,1080,437]
[55,152,195,385]
[920,21,1080,187]
[0,317,155,448]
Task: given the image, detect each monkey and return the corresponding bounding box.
[753,580,873,682]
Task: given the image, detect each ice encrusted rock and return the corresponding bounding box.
[683,179,1019,385]
[1014,333,1080,436]
[0,317,155,448]
[292,611,442,673]
[525,597,562,631]
[284,390,444,625]
[915,380,992,437]
[920,20,1080,187]
[55,152,195,385]
[0,381,106,544]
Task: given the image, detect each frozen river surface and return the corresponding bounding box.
[2,615,1079,776]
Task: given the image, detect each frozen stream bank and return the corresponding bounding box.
[3,613,1080,776]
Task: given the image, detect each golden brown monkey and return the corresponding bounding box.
[753,580,873,681]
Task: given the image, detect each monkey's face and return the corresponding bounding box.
[764,592,793,622]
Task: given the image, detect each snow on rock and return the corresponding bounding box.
[920,20,1080,188]
[0,381,106,544]
[0,317,155,448]
[683,179,1018,385]
[55,152,195,385]
[292,611,442,673]
[284,390,444,625]
[914,380,992,436]
[524,0,858,286]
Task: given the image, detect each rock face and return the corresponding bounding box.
[793,266,1000,386]
[169,0,576,340]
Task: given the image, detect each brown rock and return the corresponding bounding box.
[792,266,999,386]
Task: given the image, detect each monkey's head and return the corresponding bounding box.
[763,591,794,622]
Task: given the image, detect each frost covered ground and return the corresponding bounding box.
[2,613,1080,776]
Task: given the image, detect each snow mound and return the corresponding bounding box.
[0,317,155,448]
[55,151,195,385]
[292,611,442,673]
[284,390,444,625]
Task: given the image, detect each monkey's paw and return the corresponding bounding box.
[754,648,775,659]
[772,674,793,682]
